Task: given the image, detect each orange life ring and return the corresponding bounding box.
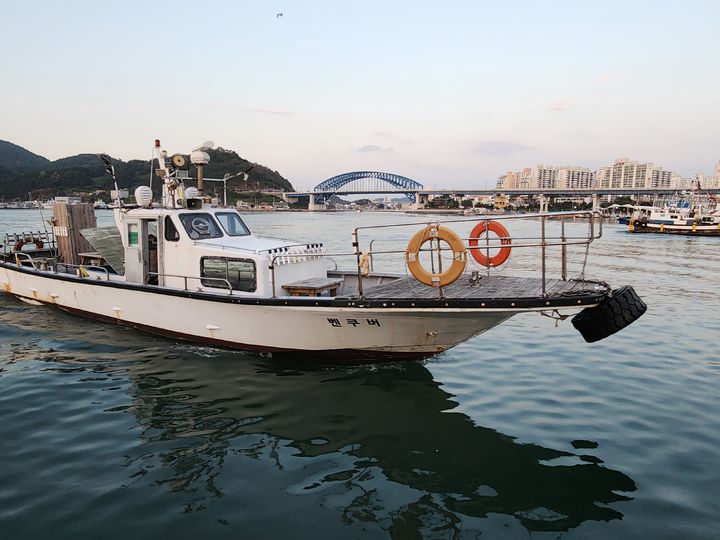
[468,220,512,268]
[405,224,467,287]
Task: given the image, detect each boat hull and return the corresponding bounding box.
[0,264,520,360]
[628,222,720,236]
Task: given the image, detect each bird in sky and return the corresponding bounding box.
[276,12,283,18]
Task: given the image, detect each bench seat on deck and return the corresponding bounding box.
[282,277,344,297]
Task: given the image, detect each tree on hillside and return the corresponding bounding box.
[0,142,295,200]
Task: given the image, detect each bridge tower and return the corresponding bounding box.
[538,195,549,213]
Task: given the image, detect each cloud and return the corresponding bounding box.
[548,100,571,112]
[245,108,295,116]
[357,144,393,153]
[594,74,610,86]
[374,131,413,144]
[470,140,533,156]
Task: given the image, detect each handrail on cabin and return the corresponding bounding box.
[144,272,233,295]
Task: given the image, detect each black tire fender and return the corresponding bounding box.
[572,286,647,343]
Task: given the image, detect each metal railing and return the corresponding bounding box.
[2,231,56,257]
[144,272,233,294]
[54,262,111,280]
[263,210,602,299]
[9,251,111,280]
[268,251,353,296]
[12,252,40,268]
[350,210,602,297]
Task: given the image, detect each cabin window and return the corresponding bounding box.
[127,223,139,246]
[215,212,251,236]
[179,213,223,240]
[164,216,180,242]
[201,257,256,292]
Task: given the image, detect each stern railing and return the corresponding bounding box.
[350,210,602,297]
[265,210,602,299]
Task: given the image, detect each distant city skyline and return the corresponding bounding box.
[1,1,718,188]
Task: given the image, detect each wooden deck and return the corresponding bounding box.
[361,275,608,300]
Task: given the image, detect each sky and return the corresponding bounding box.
[1,0,719,190]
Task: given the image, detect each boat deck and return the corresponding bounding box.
[361,275,609,300]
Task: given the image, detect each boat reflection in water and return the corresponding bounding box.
[124,350,636,535]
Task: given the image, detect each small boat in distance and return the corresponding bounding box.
[0,140,646,361]
[628,192,720,236]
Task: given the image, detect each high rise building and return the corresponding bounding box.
[606,158,672,189]
[517,168,534,189]
[498,159,680,192]
[496,171,519,189]
[498,165,592,190]
[534,165,557,189]
[671,174,693,190]
[556,167,594,189]
[595,167,611,189]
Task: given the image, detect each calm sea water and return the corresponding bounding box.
[0,209,718,539]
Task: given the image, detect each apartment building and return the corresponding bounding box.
[556,167,594,189]
[495,158,708,192]
[535,165,557,189]
[713,160,720,188]
[498,165,592,190]
[496,171,518,190]
[600,158,672,189]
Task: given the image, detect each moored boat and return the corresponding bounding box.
[628,194,720,236]
[0,141,646,361]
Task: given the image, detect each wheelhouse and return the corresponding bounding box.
[115,206,328,297]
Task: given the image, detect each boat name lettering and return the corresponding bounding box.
[326,318,382,328]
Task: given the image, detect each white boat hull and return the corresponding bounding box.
[629,221,720,236]
[0,265,514,360]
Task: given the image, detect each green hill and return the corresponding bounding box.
[46,153,104,171]
[193,147,294,192]
[0,142,295,200]
[0,140,50,171]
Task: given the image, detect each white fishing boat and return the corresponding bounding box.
[628,192,720,236]
[0,140,646,360]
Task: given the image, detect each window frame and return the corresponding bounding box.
[200,256,257,293]
[178,212,224,240]
[164,215,180,242]
[215,211,251,237]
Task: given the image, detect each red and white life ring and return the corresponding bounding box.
[468,220,512,268]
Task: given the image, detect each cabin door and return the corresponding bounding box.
[123,218,159,284]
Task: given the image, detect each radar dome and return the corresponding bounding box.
[134,186,153,207]
[190,150,210,165]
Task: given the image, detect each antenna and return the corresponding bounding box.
[98,154,123,208]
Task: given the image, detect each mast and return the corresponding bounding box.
[190,141,214,197]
